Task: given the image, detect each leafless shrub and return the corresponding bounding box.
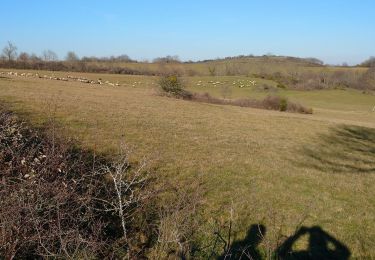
[98,144,150,241]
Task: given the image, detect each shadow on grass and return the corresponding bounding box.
[218,224,350,260]
[217,224,266,259]
[277,226,351,260]
[299,125,375,174]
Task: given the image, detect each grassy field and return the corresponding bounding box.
[1,69,375,257]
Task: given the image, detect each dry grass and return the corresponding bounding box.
[1,71,375,257]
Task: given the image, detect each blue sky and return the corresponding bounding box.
[1,0,374,64]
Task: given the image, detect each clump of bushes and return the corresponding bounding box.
[158,75,192,99]
[253,72,298,89]
[262,96,288,111]
[262,95,312,114]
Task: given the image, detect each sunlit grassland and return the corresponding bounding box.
[0,71,375,257]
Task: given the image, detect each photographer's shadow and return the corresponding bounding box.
[277,226,351,260]
[218,224,266,259]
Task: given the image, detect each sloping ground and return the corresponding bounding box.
[1,73,375,257]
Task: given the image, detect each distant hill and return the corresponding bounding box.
[194,55,325,67]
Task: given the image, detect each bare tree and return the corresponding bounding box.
[65,51,79,62]
[42,49,58,61]
[30,53,42,62]
[18,52,30,62]
[2,41,18,62]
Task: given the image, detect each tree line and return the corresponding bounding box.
[0,41,137,63]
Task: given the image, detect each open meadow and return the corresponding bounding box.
[1,68,375,258]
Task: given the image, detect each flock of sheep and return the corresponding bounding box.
[1,71,260,90]
[0,71,121,87]
[196,79,257,88]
